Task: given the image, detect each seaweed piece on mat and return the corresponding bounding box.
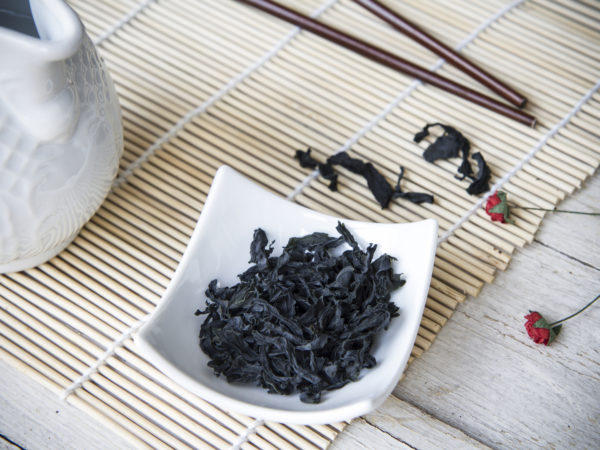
[414,123,473,180]
[295,148,320,169]
[319,160,338,191]
[328,152,394,209]
[295,148,338,190]
[466,152,491,195]
[295,149,434,208]
[414,123,495,195]
[414,123,468,161]
[392,166,434,204]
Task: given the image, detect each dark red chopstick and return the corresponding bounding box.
[237,0,536,127]
[352,0,527,108]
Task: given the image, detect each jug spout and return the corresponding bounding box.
[0,0,84,142]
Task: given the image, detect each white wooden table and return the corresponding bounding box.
[1,173,598,449]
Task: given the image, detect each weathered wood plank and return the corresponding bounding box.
[328,416,413,450]
[392,174,600,449]
[0,358,131,450]
[330,394,489,450]
[534,172,600,269]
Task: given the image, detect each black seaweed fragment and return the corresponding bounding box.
[393,166,434,204]
[196,222,405,403]
[465,152,491,195]
[295,148,338,190]
[319,160,339,191]
[328,152,394,209]
[294,148,319,169]
[414,123,464,161]
[295,149,434,208]
[413,123,472,180]
[414,123,491,195]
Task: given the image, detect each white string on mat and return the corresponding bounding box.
[112,0,342,190]
[230,419,265,450]
[437,77,600,246]
[61,318,148,400]
[287,0,526,201]
[93,0,156,46]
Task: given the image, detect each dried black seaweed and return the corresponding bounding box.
[465,152,491,195]
[294,148,320,169]
[295,149,433,208]
[295,148,338,190]
[328,152,394,209]
[413,122,472,179]
[196,222,405,403]
[414,123,466,161]
[414,123,491,195]
[393,166,434,204]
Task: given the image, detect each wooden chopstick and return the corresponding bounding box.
[236,0,536,127]
[352,0,527,108]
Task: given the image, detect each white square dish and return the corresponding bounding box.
[135,165,437,424]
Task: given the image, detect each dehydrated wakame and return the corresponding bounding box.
[295,149,433,208]
[466,152,491,195]
[414,123,491,195]
[328,152,394,209]
[196,222,405,403]
[295,148,338,190]
[393,166,434,204]
[414,122,472,180]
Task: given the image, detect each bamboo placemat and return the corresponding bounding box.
[1,0,598,448]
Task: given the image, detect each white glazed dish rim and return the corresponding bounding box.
[135,165,438,424]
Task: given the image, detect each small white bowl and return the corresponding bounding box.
[135,165,437,424]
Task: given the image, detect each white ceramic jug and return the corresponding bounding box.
[0,0,123,273]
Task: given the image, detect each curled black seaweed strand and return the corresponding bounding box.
[415,123,493,195]
[392,166,434,204]
[295,149,434,207]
